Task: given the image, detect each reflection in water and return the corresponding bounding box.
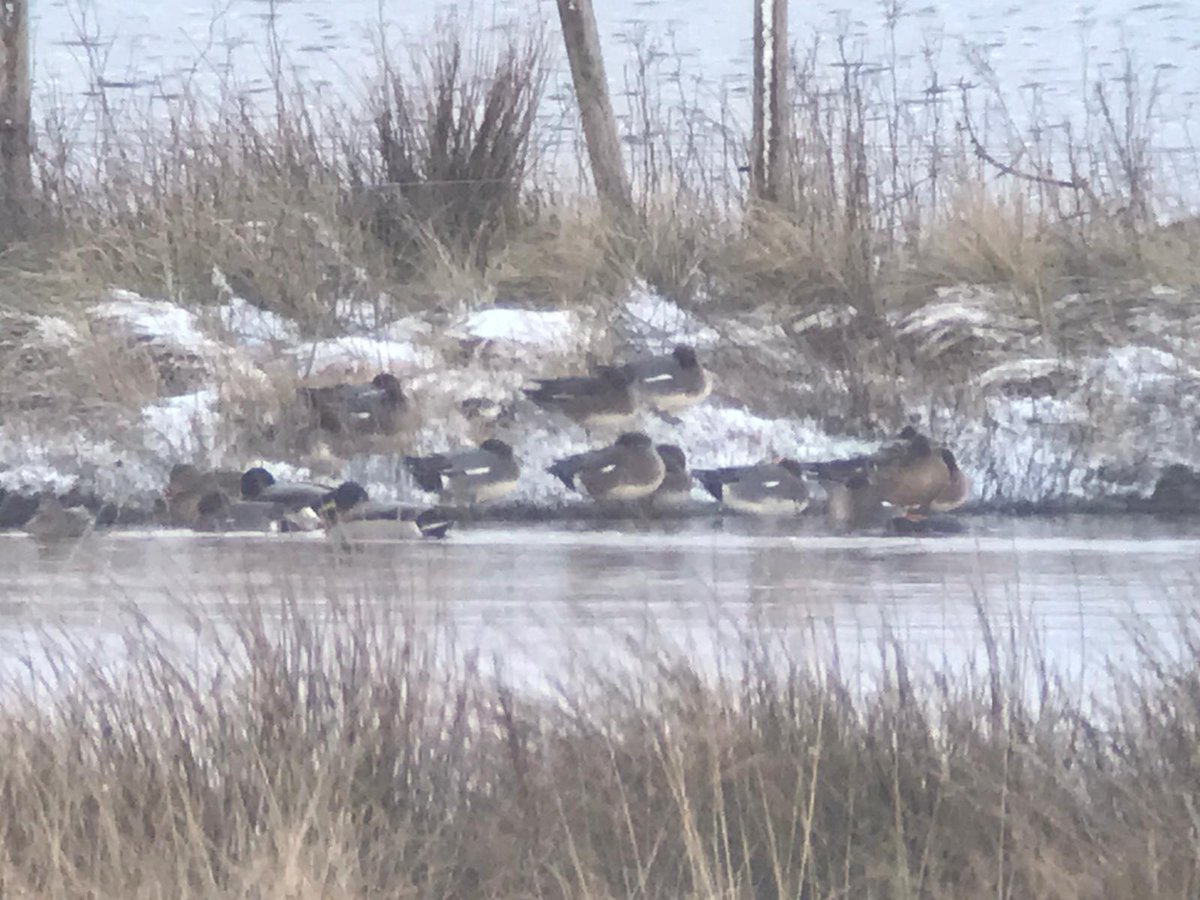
[1,516,1198,689]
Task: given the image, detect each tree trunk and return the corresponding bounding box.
[0,0,31,242]
[555,0,633,226]
[751,0,789,204]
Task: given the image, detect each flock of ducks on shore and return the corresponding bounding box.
[17,344,970,542]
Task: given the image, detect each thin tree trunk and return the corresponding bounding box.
[751,0,789,204]
[0,0,31,242]
[555,0,633,227]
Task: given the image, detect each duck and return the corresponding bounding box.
[0,490,40,529]
[240,467,335,511]
[547,432,666,502]
[163,464,245,526]
[929,448,970,513]
[21,497,94,540]
[404,439,521,506]
[822,472,887,531]
[319,481,453,541]
[860,428,970,519]
[621,345,712,415]
[523,365,637,429]
[692,461,810,516]
[191,490,321,533]
[804,427,970,521]
[646,444,693,509]
[300,372,408,436]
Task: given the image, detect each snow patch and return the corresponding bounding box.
[141,389,221,460]
[90,292,216,356]
[1088,345,1197,389]
[33,315,83,348]
[458,306,585,349]
[217,297,300,346]
[290,336,440,376]
[623,287,720,348]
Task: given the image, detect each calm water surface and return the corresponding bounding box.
[2,516,1198,688]
[29,0,1200,186]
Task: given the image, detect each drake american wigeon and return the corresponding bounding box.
[22,496,94,540]
[240,467,336,511]
[319,481,453,541]
[693,461,810,516]
[300,372,407,436]
[405,439,521,506]
[621,345,712,415]
[646,444,693,509]
[548,432,666,502]
[523,365,638,430]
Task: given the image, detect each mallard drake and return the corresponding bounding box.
[300,372,407,436]
[621,345,712,414]
[240,467,335,510]
[647,444,693,508]
[320,481,452,541]
[523,365,637,429]
[22,497,93,540]
[405,439,520,506]
[548,432,666,502]
[693,461,810,516]
[191,490,321,533]
[163,464,243,526]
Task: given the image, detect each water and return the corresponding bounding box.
[2,516,1198,691]
[29,0,1200,195]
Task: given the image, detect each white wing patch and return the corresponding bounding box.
[642,373,675,384]
[761,480,781,488]
[599,464,618,474]
[463,466,492,476]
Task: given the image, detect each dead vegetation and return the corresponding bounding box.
[3,585,1200,899]
[0,13,1196,444]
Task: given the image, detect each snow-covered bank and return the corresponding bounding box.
[1,283,1198,518]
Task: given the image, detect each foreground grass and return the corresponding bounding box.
[2,589,1200,899]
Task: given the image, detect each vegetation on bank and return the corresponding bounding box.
[1,587,1199,898]
[4,11,1196,337]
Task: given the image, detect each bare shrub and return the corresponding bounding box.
[362,24,548,277]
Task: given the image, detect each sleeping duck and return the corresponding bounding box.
[548,432,665,502]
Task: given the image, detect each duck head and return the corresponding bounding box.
[672,345,699,368]
[240,467,276,499]
[371,372,405,403]
[655,444,687,471]
[616,432,653,450]
[480,438,515,459]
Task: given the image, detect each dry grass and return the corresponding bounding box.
[0,12,1198,422]
[3,585,1200,899]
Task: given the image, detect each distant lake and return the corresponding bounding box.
[30,0,1200,199]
